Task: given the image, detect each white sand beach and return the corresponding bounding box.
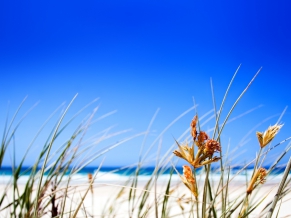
[1,173,290,218]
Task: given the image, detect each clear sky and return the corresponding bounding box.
[1,1,291,167]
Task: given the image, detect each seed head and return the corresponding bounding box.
[174,115,221,169]
[256,124,283,148]
[191,115,198,140]
[183,165,195,183]
[181,165,198,197]
[257,168,267,184]
[204,139,221,155]
[196,131,209,148]
[247,168,267,194]
[173,141,194,164]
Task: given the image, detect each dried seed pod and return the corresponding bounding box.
[196,131,209,148]
[256,124,283,148]
[173,141,195,165]
[191,115,198,140]
[247,168,267,194]
[181,165,198,197]
[204,139,221,155]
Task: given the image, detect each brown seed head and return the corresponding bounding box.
[181,165,198,197]
[199,131,209,141]
[183,165,195,183]
[247,167,267,194]
[204,139,221,155]
[191,115,198,140]
[195,131,209,148]
[256,124,283,148]
[257,168,267,184]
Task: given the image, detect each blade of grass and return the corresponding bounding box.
[129,108,159,216]
[71,159,104,218]
[161,168,174,218]
[216,67,262,141]
[212,64,240,140]
[141,105,197,164]
[210,77,224,218]
[266,156,291,218]
[34,94,78,216]
[275,199,283,218]
[240,189,272,218]
[154,137,162,218]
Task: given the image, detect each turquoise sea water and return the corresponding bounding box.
[0,165,288,185]
[0,165,288,176]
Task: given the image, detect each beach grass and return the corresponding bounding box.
[1,67,291,217]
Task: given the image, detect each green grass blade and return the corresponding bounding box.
[161,168,174,218]
[216,67,262,141]
[34,94,78,216]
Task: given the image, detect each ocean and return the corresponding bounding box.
[0,165,288,185]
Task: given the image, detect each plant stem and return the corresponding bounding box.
[266,156,291,218]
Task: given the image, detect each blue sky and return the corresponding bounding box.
[1,1,291,167]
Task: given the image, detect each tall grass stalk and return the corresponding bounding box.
[34,94,78,216]
[266,156,291,218]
